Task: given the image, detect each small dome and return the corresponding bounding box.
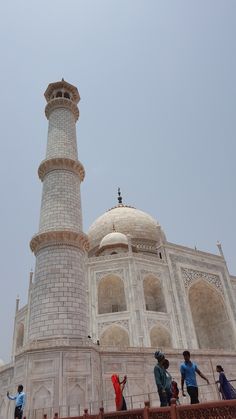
[88,204,164,254]
[99,231,128,249]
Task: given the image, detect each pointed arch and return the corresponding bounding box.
[98,275,126,314]
[189,279,235,349]
[68,383,85,407]
[143,275,166,312]
[100,324,130,347]
[32,385,51,409]
[150,324,172,348]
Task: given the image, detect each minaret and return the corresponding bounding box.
[28,80,89,341]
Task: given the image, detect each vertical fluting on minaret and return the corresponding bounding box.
[28,80,89,341]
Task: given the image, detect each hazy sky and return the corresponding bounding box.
[0,0,235,362]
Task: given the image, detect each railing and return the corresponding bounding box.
[22,398,236,419]
[23,380,236,419]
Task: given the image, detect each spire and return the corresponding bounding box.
[118,187,123,204]
[15,295,20,313]
[29,269,33,285]
[217,241,224,258]
[28,81,88,342]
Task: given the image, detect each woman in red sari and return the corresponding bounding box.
[111,374,127,411]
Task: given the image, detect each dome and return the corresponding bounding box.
[99,231,128,249]
[88,204,163,253]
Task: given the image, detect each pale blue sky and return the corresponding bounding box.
[0,0,235,362]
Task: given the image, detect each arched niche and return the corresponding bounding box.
[143,275,166,312]
[68,384,85,408]
[100,325,130,347]
[98,275,126,314]
[150,324,172,348]
[189,280,235,349]
[16,323,24,349]
[33,386,51,409]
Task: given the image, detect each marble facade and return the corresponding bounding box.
[0,80,236,418]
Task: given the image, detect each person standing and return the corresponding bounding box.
[216,365,236,400]
[163,359,172,405]
[171,381,180,405]
[180,351,209,404]
[7,385,26,419]
[111,374,127,411]
[154,351,168,407]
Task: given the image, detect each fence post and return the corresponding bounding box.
[99,406,104,419]
[143,400,150,419]
[170,398,177,419]
[83,408,89,419]
[53,413,59,419]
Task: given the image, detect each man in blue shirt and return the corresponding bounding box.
[7,384,26,419]
[180,350,209,404]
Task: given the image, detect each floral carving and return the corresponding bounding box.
[105,413,144,419]
[181,267,223,293]
[95,270,124,282]
[38,158,85,181]
[149,411,171,419]
[140,270,163,282]
[98,320,129,334]
[147,318,170,330]
[177,405,236,418]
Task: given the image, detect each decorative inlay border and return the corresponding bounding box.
[147,318,170,330]
[140,269,163,281]
[95,269,124,282]
[38,158,85,182]
[98,320,129,335]
[96,242,128,255]
[181,267,223,293]
[45,98,79,120]
[30,230,89,254]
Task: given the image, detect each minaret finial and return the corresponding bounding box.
[217,241,224,258]
[118,187,123,204]
[15,295,20,312]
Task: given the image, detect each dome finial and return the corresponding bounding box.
[112,223,116,232]
[118,187,123,204]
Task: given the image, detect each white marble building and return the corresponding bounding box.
[0,80,236,418]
